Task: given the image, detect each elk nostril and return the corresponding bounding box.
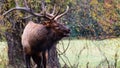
[68,29,70,32]
[67,29,70,33]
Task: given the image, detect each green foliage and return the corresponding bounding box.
[46,0,51,3]
[89,0,120,36]
[64,0,120,38]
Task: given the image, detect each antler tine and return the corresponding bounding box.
[54,6,69,20]
[41,0,46,15]
[41,1,54,19]
[51,6,61,20]
[51,4,56,15]
[15,0,19,7]
[23,0,28,8]
[45,5,58,19]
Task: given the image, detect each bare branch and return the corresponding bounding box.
[57,38,71,55]
[96,46,110,68]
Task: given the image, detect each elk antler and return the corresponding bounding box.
[2,0,43,17]
[44,5,69,20]
[2,0,69,21]
[51,4,56,15]
[54,6,69,20]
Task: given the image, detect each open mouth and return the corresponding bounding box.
[63,31,70,37]
[63,33,70,37]
[64,29,71,37]
[62,28,70,37]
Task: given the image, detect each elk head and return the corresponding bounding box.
[41,4,70,40]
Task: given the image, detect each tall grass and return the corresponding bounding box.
[0,38,120,68]
[57,38,120,68]
[0,42,8,68]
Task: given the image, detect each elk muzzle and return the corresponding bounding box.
[62,26,70,37]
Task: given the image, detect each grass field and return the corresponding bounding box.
[0,42,8,68]
[0,38,120,68]
[57,38,120,68]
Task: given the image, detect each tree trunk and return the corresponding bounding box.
[48,45,61,68]
[0,0,25,68]
[5,29,25,68]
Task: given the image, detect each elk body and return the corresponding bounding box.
[3,0,70,68]
[22,20,70,68]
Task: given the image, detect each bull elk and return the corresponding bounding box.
[3,0,70,68]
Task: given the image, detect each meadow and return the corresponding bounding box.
[0,42,8,68]
[0,38,120,68]
[57,38,120,68]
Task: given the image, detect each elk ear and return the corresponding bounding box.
[42,21,51,27]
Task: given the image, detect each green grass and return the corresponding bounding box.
[0,38,120,68]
